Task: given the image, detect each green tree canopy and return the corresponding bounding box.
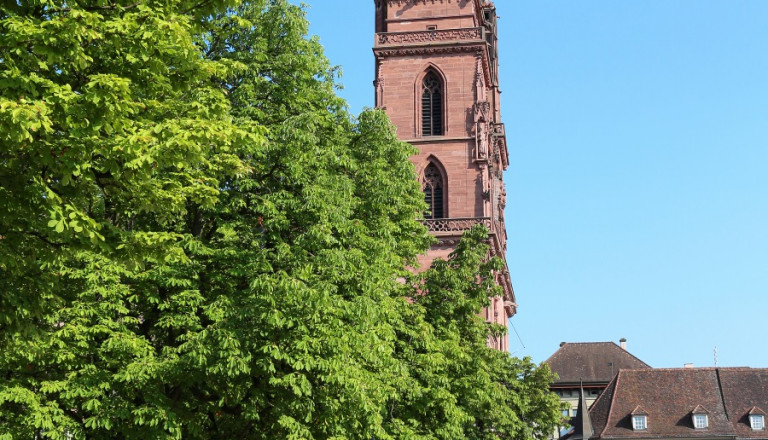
[0,1,562,439]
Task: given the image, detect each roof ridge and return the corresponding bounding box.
[715,368,729,422]
[602,370,622,438]
[566,341,619,345]
[545,341,652,370]
[612,346,652,369]
[691,404,709,414]
[640,367,768,371]
[634,367,719,372]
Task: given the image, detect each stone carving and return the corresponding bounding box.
[475,101,490,123]
[436,238,460,247]
[377,28,483,45]
[476,123,489,159]
[475,54,485,92]
[481,167,491,203]
[422,217,492,233]
[386,0,458,6]
[474,101,491,160]
[374,77,384,109]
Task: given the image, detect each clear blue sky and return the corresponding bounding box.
[297,1,768,369]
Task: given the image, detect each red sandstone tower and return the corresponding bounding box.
[373,0,516,351]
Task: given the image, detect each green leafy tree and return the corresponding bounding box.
[385,227,563,439]
[1,0,261,438]
[1,0,562,439]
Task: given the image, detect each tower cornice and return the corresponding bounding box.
[373,43,493,86]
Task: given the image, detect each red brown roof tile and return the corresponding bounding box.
[545,342,651,386]
[718,368,768,439]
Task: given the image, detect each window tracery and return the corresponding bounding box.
[423,162,444,219]
[421,71,443,136]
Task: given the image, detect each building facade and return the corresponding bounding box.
[372,0,515,351]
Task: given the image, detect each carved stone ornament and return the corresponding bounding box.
[476,123,489,160]
[436,238,460,247]
[491,136,502,159]
[474,54,486,101]
[423,217,492,233]
[377,28,483,45]
[374,78,384,109]
[386,0,458,5]
[474,100,490,123]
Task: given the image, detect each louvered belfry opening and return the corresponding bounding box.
[423,162,444,219]
[421,71,443,136]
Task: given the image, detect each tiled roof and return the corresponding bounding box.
[718,368,768,439]
[589,368,768,439]
[545,342,651,385]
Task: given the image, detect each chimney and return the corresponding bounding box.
[560,342,567,347]
[684,363,694,369]
[620,338,627,350]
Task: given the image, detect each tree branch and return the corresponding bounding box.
[54,3,141,13]
[183,0,214,15]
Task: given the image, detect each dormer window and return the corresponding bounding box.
[632,406,649,431]
[692,405,709,429]
[748,407,767,430]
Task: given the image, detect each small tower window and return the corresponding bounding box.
[423,162,444,219]
[421,71,443,136]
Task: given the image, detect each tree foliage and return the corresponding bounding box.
[0,0,562,439]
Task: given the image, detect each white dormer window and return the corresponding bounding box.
[694,414,708,429]
[750,415,765,430]
[633,415,647,430]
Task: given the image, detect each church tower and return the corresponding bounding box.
[373,0,516,351]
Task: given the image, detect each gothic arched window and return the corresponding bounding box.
[421,71,443,136]
[423,162,445,219]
